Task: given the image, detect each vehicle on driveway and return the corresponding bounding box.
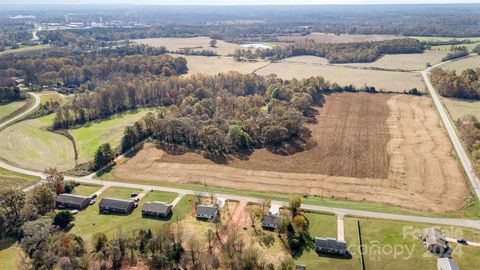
[89,199,96,205]
[457,239,468,245]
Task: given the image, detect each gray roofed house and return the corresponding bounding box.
[262,214,282,230]
[314,237,348,255]
[437,258,460,270]
[99,198,134,214]
[421,227,451,258]
[56,194,90,209]
[195,204,219,221]
[142,202,173,219]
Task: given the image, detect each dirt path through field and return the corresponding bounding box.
[113,93,469,212]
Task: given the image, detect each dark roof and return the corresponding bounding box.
[314,237,347,251]
[142,202,172,214]
[99,198,134,210]
[262,214,281,225]
[196,205,218,216]
[56,194,90,205]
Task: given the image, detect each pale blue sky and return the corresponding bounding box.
[3,0,480,5]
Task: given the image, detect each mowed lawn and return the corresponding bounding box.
[443,97,480,121]
[0,167,38,191]
[295,214,480,270]
[69,109,152,163]
[72,184,102,197]
[0,114,76,171]
[0,101,27,121]
[295,213,361,269]
[359,218,480,270]
[68,186,192,244]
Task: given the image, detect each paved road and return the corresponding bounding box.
[421,56,480,199]
[0,92,40,130]
[0,74,479,230]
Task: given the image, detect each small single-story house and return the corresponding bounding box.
[314,237,348,255]
[295,265,306,270]
[262,214,282,230]
[99,198,134,214]
[195,204,219,220]
[437,258,460,270]
[142,201,173,219]
[421,227,451,258]
[56,194,90,209]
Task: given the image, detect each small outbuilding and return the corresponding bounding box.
[56,194,90,209]
[142,201,173,219]
[437,258,460,270]
[421,227,451,258]
[195,204,219,220]
[99,198,134,214]
[262,214,282,230]
[314,237,348,256]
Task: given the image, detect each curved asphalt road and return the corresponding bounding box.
[0,71,480,229]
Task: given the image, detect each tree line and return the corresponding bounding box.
[457,115,480,175]
[0,80,24,104]
[0,46,187,89]
[430,68,480,100]
[234,38,424,63]
[441,46,470,62]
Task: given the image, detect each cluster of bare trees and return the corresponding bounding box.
[457,116,480,175]
[234,38,424,63]
[430,68,480,99]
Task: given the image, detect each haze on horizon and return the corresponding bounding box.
[2,0,480,5]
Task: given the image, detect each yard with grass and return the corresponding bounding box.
[68,186,190,244]
[0,113,76,171]
[0,101,27,121]
[69,109,152,163]
[72,184,102,197]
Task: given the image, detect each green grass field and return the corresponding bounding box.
[0,167,38,191]
[0,44,50,56]
[0,101,27,121]
[409,36,480,42]
[443,98,480,121]
[68,186,189,244]
[0,242,21,270]
[295,213,480,270]
[72,184,102,197]
[38,91,65,105]
[70,109,152,163]
[0,113,76,171]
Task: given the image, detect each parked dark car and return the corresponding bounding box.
[457,239,468,245]
[90,194,97,199]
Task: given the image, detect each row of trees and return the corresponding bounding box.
[457,116,480,175]
[430,68,480,99]
[0,84,24,104]
[234,38,424,63]
[441,46,470,62]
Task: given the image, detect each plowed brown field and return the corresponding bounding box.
[112,93,468,212]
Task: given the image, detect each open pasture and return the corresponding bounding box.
[69,109,152,164]
[112,93,468,213]
[255,56,425,92]
[442,55,480,73]
[276,32,400,43]
[342,52,446,71]
[134,37,242,55]
[0,101,27,121]
[409,36,480,43]
[179,55,269,75]
[0,167,39,191]
[0,114,76,171]
[443,97,480,121]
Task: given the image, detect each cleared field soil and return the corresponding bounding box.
[255,56,425,92]
[276,32,400,43]
[113,93,468,212]
[443,97,480,121]
[179,55,269,75]
[70,109,152,163]
[0,101,26,120]
[0,114,75,171]
[342,52,446,71]
[443,55,480,73]
[134,37,242,55]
